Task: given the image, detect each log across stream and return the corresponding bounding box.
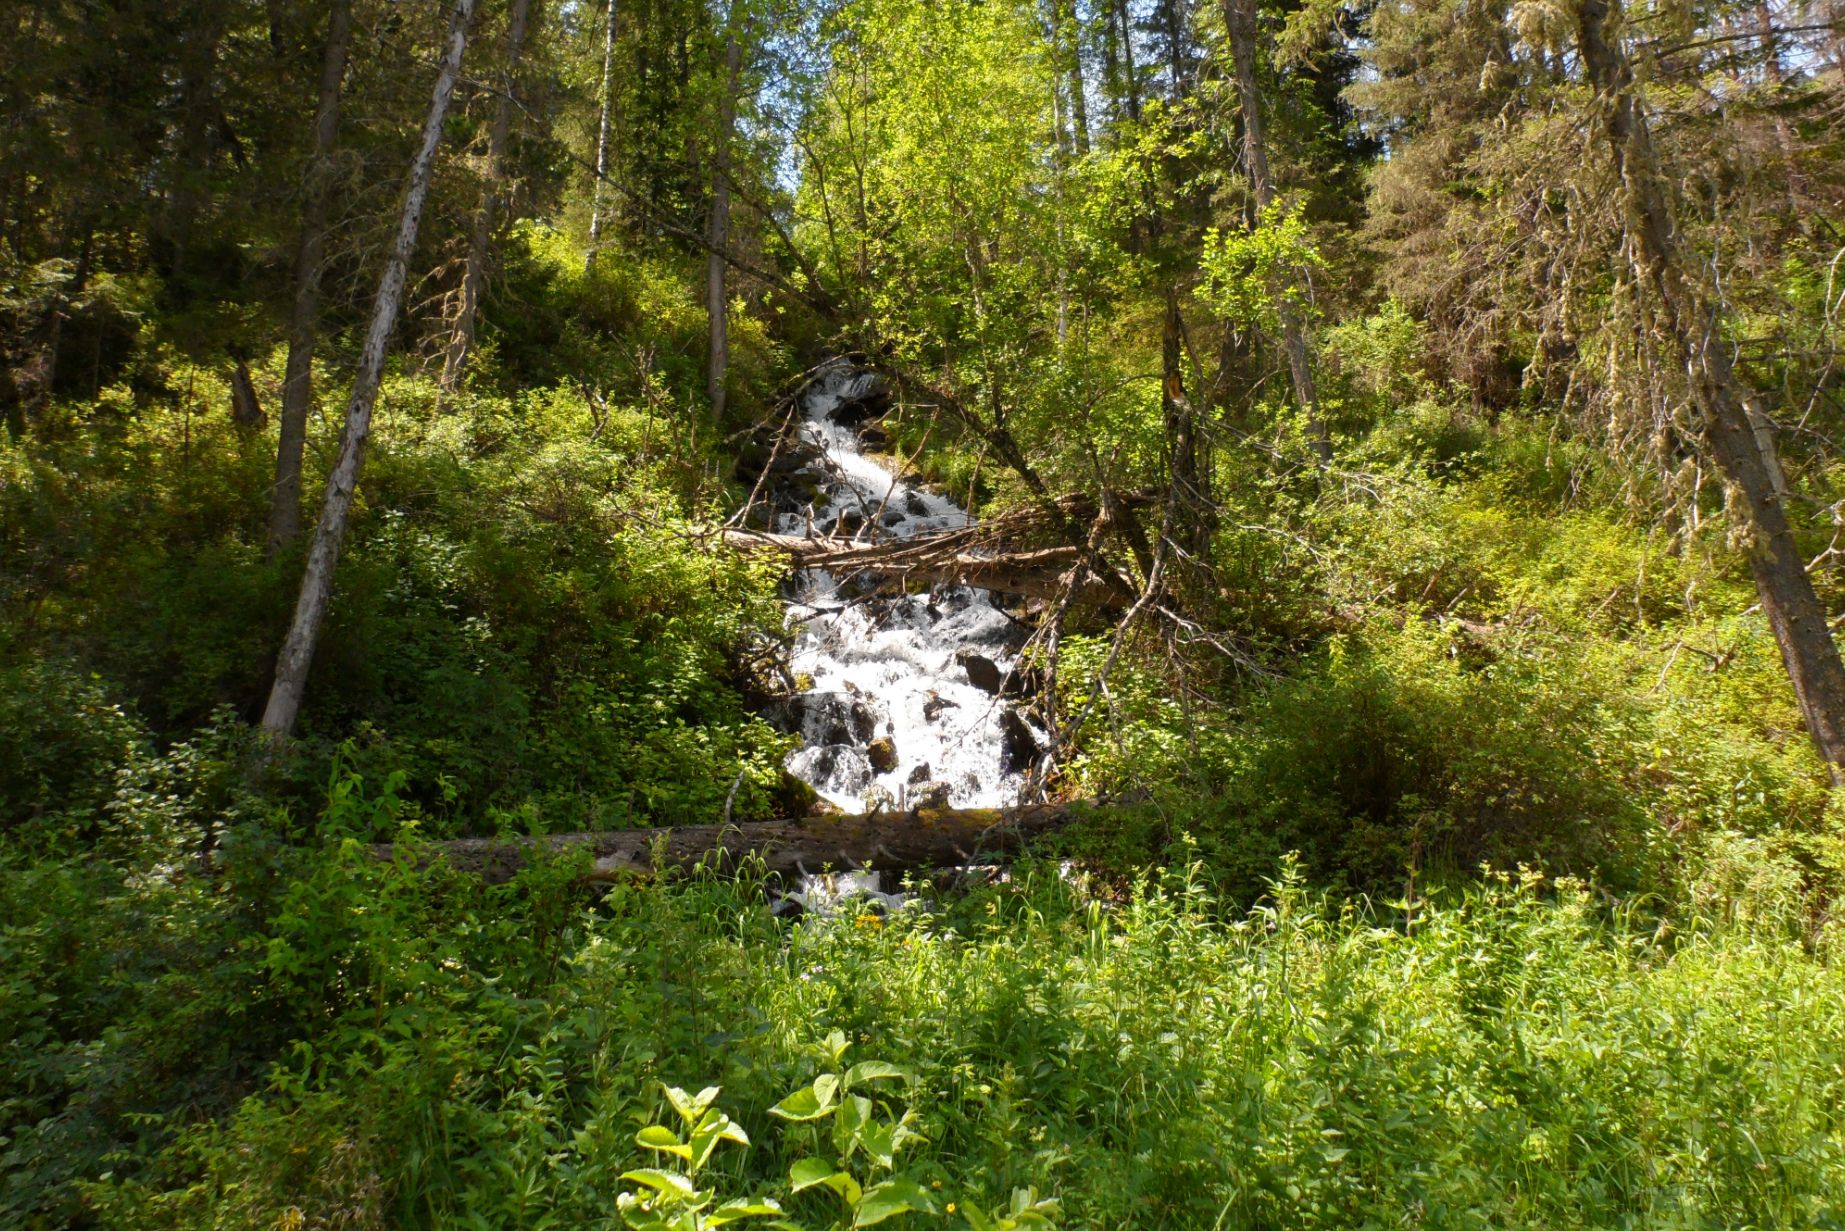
[387,804,1083,885]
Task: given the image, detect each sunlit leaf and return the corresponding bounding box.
[853,1179,938,1226]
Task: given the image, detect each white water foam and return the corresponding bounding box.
[773,362,1042,812]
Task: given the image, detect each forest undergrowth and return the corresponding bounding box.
[8,0,1845,1224]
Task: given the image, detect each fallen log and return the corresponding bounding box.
[391,803,1083,885]
[720,528,1101,601]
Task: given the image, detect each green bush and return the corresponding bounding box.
[55,841,1845,1231]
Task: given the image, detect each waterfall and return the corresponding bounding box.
[768,361,1045,812]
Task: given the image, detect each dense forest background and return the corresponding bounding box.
[5,0,1845,1225]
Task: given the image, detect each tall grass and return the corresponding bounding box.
[71,839,1845,1230]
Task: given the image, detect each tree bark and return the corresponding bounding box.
[1114,0,1142,122]
[1162,286,1211,551]
[585,0,620,272]
[1221,0,1330,462]
[1055,0,1090,155]
[383,803,1083,885]
[229,353,266,429]
[270,0,353,555]
[441,0,535,394]
[1576,0,1845,773]
[25,223,91,423]
[706,23,744,424]
[262,0,478,742]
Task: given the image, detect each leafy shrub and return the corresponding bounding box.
[57,846,1845,1231]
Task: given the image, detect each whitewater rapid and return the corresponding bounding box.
[770,362,1042,812]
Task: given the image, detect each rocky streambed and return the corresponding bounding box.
[744,361,1047,813]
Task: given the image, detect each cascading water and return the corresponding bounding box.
[767,361,1044,813]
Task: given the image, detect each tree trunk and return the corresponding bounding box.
[261,0,478,742]
[384,803,1083,885]
[25,224,91,423]
[270,0,353,556]
[165,9,226,287]
[1057,0,1090,155]
[1221,0,1331,462]
[1158,0,1189,97]
[1114,0,1142,122]
[228,353,266,429]
[1162,287,1206,543]
[706,23,744,424]
[1576,0,1845,773]
[442,0,536,393]
[585,0,620,272]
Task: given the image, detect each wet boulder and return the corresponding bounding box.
[999,664,1045,700]
[867,737,899,774]
[1000,709,1043,776]
[955,648,1004,694]
[826,374,891,425]
[786,744,873,799]
[922,692,958,723]
[768,692,882,746]
[905,780,953,809]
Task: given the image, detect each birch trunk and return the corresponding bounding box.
[262,0,478,742]
[706,25,744,424]
[1056,0,1090,154]
[1221,0,1331,462]
[1576,0,1845,773]
[441,0,536,393]
[585,0,619,272]
[270,0,352,555]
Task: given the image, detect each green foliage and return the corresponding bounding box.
[769,1032,937,1228]
[1,331,793,833]
[10,820,1836,1231]
[1199,202,1326,332]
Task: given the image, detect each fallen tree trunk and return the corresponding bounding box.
[387,803,1081,885]
[720,528,1108,601]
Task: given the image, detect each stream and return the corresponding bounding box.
[762,361,1045,815]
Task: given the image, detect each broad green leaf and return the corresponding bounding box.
[705,1197,786,1226]
[823,1030,851,1064]
[844,1061,909,1085]
[636,1124,692,1160]
[620,1169,698,1198]
[768,1083,833,1121]
[688,1110,748,1169]
[840,1095,873,1136]
[861,1120,896,1170]
[960,1207,995,1231]
[853,1179,938,1226]
[666,1084,722,1126]
[788,1158,837,1192]
[814,1072,841,1107]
